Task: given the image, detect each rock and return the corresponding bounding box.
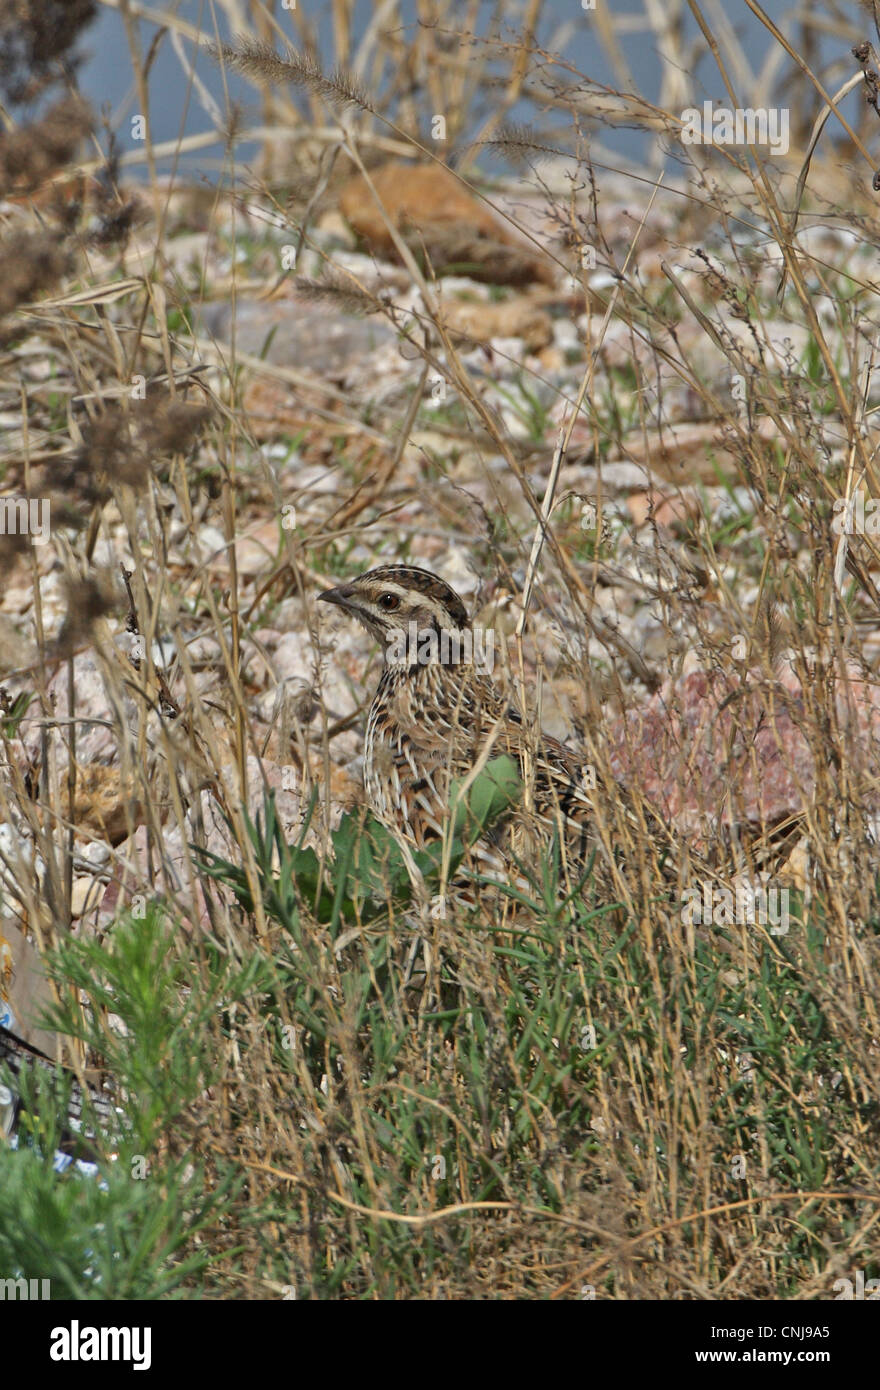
[338,161,555,286]
[626,487,702,529]
[63,762,146,845]
[607,663,880,841]
[314,209,357,246]
[439,296,553,351]
[272,631,320,685]
[197,297,396,377]
[0,614,36,673]
[70,875,104,918]
[21,652,117,768]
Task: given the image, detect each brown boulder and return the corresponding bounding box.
[338,161,554,286]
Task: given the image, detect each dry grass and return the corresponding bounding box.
[0,0,879,1300]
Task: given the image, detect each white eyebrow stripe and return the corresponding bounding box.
[370,582,411,598]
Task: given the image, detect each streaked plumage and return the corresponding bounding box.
[318,565,617,884]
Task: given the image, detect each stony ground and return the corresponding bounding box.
[4,152,880,930]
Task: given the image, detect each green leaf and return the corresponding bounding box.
[192,765,522,933]
[449,754,522,844]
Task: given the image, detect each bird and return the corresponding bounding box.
[318,564,642,896]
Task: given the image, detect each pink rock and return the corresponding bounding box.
[607,663,880,837]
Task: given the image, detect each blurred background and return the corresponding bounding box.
[50,0,880,183]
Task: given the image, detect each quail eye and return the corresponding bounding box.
[378,593,400,611]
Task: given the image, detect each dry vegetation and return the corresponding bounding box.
[1,0,880,1300]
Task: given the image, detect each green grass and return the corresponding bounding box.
[4,835,874,1299]
[0,906,258,1297]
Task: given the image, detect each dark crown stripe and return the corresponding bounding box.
[360,565,470,628]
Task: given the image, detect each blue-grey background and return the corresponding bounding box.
[69,1,872,180]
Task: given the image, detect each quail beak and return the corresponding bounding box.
[318,583,357,612]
